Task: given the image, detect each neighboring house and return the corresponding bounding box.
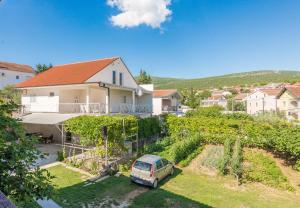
[246,88,281,115]
[201,94,227,109]
[211,90,232,97]
[16,57,152,141]
[0,61,35,89]
[234,93,248,102]
[276,86,300,120]
[152,89,181,115]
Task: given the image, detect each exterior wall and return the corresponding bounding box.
[153,97,162,115]
[110,89,133,113]
[0,68,34,89]
[22,88,60,112]
[246,91,277,115]
[202,99,227,108]
[86,58,138,89]
[277,91,300,119]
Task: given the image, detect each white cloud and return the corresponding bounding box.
[107,0,172,29]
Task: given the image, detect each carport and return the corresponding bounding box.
[20,113,80,144]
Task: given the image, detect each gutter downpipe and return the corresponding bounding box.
[98,82,110,114]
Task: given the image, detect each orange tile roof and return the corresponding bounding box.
[16,57,118,88]
[260,88,281,96]
[153,89,178,97]
[0,61,34,74]
[207,95,225,100]
[285,86,300,98]
[234,93,248,100]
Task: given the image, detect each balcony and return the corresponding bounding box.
[19,103,152,115]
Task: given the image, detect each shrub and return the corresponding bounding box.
[200,146,223,169]
[178,146,204,167]
[57,151,65,162]
[166,114,300,162]
[65,115,138,156]
[293,160,300,171]
[138,116,161,139]
[218,138,234,175]
[244,150,294,191]
[231,138,243,184]
[186,106,223,118]
[144,137,173,154]
[169,134,203,164]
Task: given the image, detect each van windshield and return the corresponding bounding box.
[134,161,151,171]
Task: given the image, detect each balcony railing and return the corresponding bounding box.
[19,103,152,115]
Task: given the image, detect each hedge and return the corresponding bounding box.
[166,114,300,161]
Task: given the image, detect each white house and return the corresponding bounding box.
[201,95,227,109]
[152,89,181,115]
[246,88,281,115]
[0,61,35,89]
[16,57,152,141]
[276,86,300,120]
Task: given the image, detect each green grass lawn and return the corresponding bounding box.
[47,165,138,207]
[131,169,300,208]
[46,164,300,208]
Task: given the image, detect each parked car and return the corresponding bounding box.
[130,154,174,188]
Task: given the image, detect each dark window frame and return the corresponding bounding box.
[119,72,123,86]
[112,70,116,84]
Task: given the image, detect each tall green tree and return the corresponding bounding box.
[136,69,152,84]
[0,99,54,203]
[186,88,199,109]
[35,63,53,74]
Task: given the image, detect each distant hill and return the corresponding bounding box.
[151,70,300,90]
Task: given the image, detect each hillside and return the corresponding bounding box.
[152,70,300,90]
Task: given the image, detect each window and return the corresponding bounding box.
[156,160,163,170]
[162,158,169,166]
[30,95,36,103]
[123,96,126,103]
[112,71,116,84]
[1,72,5,77]
[49,92,55,97]
[16,75,19,79]
[119,72,123,86]
[133,161,151,171]
[256,102,258,107]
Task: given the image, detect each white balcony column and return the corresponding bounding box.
[132,90,136,113]
[86,86,90,113]
[105,89,110,114]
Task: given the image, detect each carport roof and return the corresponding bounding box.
[20,113,79,125]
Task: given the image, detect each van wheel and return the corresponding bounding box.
[170,167,174,175]
[152,179,158,188]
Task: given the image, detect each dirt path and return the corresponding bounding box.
[115,186,149,208]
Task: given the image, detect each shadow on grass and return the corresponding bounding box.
[130,167,212,208]
[51,167,212,208]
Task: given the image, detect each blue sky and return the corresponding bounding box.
[0,0,300,78]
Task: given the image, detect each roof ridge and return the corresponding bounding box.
[53,57,119,68]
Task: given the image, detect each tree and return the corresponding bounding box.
[199,90,211,100]
[227,100,246,111]
[186,88,199,109]
[231,138,243,185]
[35,63,53,74]
[0,99,54,203]
[0,85,21,104]
[136,69,152,84]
